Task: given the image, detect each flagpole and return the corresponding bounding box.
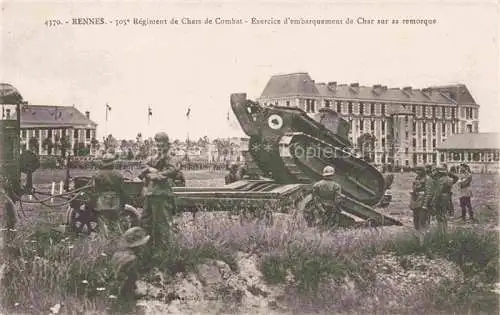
[105,103,107,139]
[148,106,152,159]
[186,106,190,162]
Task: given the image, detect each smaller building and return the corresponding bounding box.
[437,132,500,173]
[20,105,98,156]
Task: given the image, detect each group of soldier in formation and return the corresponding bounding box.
[90,131,474,310]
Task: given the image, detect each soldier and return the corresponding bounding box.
[111,226,150,311]
[307,165,342,228]
[443,164,456,217]
[139,132,178,251]
[409,166,433,244]
[457,163,474,222]
[93,153,125,197]
[225,163,240,184]
[427,167,459,233]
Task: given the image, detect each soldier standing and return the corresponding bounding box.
[139,132,178,252]
[111,226,150,311]
[409,166,433,244]
[427,167,459,233]
[457,163,474,222]
[307,166,342,228]
[443,164,456,217]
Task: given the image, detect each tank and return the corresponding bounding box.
[230,93,386,207]
[0,83,23,198]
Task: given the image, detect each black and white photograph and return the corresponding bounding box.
[1,1,499,314]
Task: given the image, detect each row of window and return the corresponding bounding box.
[303,99,477,120]
[349,119,461,135]
[446,151,500,162]
[21,128,94,139]
[375,152,497,167]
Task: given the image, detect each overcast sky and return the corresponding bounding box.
[2,0,499,141]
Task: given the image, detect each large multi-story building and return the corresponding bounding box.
[257,72,480,167]
[18,104,98,156]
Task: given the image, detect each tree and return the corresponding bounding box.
[103,134,117,152]
[127,148,134,160]
[120,139,128,151]
[197,136,210,148]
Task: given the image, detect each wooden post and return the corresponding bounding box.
[51,182,55,203]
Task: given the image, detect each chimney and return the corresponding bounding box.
[85,111,90,119]
[382,85,388,91]
[402,86,412,93]
[373,84,381,89]
[350,82,359,88]
[327,81,337,89]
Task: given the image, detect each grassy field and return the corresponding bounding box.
[2,169,499,314]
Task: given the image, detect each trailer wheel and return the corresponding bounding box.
[66,205,99,235]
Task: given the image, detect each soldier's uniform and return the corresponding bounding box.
[308,166,342,228]
[457,164,474,221]
[110,227,150,311]
[139,132,178,251]
[429,168,459,232]
[409,167,432,231]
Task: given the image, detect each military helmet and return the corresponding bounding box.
[322,165,335,177]
[122,227,150,248]
[154,132,170,144]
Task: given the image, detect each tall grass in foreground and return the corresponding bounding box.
[1,212,498,315]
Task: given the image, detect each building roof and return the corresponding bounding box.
[20,105,97,128]
[260,73,478,105]
[260,73,320,98]
[437,133,500,150]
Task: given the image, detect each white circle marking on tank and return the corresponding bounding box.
[268,114,283,129]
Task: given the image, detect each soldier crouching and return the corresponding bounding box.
[110,227,150,312]
[306,166,342,229]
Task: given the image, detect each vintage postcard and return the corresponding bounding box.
[1,1,499,314]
